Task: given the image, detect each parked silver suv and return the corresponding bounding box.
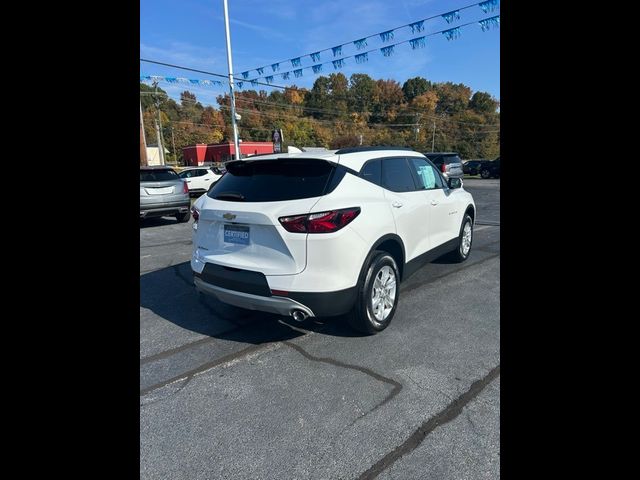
[423,152,464,180]
[140,166,191,222]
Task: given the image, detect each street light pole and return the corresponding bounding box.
[222,0,241,160]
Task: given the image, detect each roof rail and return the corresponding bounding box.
[335,146,414,155]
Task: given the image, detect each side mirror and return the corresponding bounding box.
[447,177,462,189]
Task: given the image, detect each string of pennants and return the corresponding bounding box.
[240,0,499,82]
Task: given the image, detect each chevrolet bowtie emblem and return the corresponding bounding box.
[223,213,236,220]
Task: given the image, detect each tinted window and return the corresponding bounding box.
[408,158,443,190]
[140,169,178,182]
[427,155,443,165]
[208,159,336,202]
[360,160,381,186]
[381,158,417,192]
[179,170,193,178]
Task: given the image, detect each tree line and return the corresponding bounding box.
[141,73,499,163]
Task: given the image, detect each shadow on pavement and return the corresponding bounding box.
[140,261,363,345]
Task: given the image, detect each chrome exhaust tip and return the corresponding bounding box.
[291,309,309,322]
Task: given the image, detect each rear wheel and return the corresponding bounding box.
[346,251,400,334]
[175,211,191,223]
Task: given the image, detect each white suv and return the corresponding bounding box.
[178,167,222,195]
[190,147,475,334]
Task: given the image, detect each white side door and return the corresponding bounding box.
[380,157,432,262]
[407,158,459,248]
[201,169,220,190]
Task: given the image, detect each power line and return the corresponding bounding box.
[241,1,494,75]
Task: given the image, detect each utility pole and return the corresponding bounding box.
[154,119,163,166]
[171,127,177,165]
[222,0,241,160]
[431,118,436,152]
[140,100,148,166]
[153,81,166,165]
[414,113,421,144]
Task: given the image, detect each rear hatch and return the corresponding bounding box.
[193,158,337,276]
[140,169,186,204]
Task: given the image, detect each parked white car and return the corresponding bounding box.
[190,147,475,334]
[178,167,222,195]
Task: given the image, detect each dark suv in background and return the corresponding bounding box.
[423,152,464,179]
[479,157,500,179]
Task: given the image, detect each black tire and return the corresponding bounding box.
[480,168,491,179]
[449,214,473,263]
[175,211,191,223]
[346,251,400,334]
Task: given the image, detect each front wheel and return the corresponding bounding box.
[480,169,491,179]
[449,214,473,263]
[346,251,400,334]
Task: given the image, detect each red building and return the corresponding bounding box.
[182,142,274,166]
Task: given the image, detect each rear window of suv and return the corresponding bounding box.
[140,169,178,182]
[207,158,339,202]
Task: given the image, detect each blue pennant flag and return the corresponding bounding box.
[443,27,461,41]
[354,38,368,50]
[214,80,223,86]
[332,45,342,57]
[242,71,249,79]
[140,75,151,81]
[189,79,199,85]
[409,36,426,49]
[310,52,321,62]
[479,15,500,31]
[237,81,243,89]
[251,79,258,87]
[265,76,274,84]
[355,53,368,64]
[271,63,280,72]
[379,30,394,42]
[312,64,323,74]
[291,57,301,67]
[479,0,499,13]
[165,77,177,83]
[442,10,460,24]
[332,59,345,69]
[257,67,265,75]
[381,45,394,57]
[282,72,290,80]
[409,20,424,34]
[294,69,303,78]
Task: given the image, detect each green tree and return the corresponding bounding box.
[402,77,431,102]
[469,92,499,114]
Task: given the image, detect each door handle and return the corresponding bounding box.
[205,178,211,181]
[430,200,438,206]
[392,201,403,208]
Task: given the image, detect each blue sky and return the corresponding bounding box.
[140,0,499,107]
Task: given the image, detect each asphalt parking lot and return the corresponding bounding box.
[140,178,500,480]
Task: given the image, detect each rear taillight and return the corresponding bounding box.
[183,181,189,194]
[279,207,361,233]
[440,164,447,173]
[191,206,199,222]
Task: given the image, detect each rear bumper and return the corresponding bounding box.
[193,266,357,318]
[194,277,317,317]
[140,200,191,218]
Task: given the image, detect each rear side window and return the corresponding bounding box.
[360,160,381,186]
[208,159,336,202]
[381,158,417,193]
[140,169,178,182]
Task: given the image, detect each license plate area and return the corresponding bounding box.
[223,224,250,245]
[146,186,174,195]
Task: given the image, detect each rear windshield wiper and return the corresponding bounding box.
[213,192,245,201]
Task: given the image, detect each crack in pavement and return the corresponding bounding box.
[283,341,403,423]
[356,364,500,480]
